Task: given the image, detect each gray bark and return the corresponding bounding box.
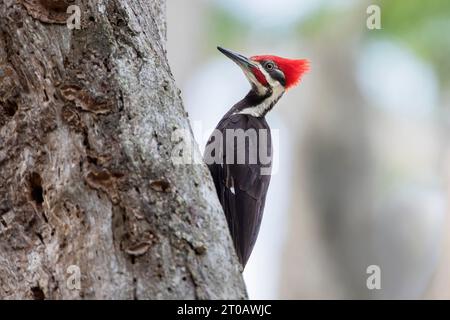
[0,0,246,299]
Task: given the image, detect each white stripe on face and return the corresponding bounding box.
[241,65,269,96]
[237,65,285,117]
[258,65,280,88]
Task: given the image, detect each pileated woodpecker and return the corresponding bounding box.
[205,47,309,268]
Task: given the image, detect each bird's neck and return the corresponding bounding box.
[231,86,285,118]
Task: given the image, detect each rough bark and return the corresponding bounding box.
[0,0,246,299]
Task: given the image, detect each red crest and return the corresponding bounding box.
[251,55,310,89]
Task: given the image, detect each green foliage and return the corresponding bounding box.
[206,7,249,51]
[370,0,450,84]
[299,0,450,84]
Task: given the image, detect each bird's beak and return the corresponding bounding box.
[218,46,265,91]
[217,46,258,71]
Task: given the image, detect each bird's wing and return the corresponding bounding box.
[205,114,272,267]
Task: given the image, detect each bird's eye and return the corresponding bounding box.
[265,62,274,70]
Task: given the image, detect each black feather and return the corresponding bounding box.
[205,100,272,268]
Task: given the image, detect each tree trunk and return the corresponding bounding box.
[0,0,246,299]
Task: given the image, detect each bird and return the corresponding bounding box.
[204,47,309,268]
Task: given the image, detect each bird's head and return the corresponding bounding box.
[218,46,309,98]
